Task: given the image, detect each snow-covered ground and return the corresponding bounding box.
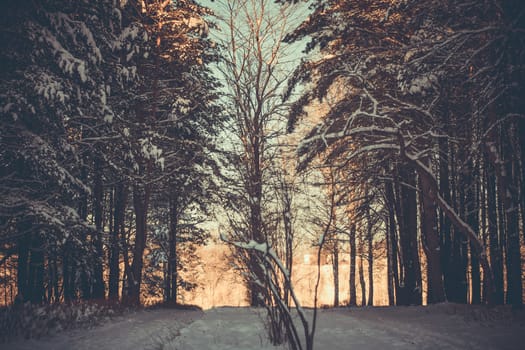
[6,304,524,350]
[6,308,202,350]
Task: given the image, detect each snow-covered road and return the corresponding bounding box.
[6,308,203,350]
[169,305,523,350]
[6,304,524,350]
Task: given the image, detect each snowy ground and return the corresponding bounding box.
[6,308,202,350]
[6,304,524,350]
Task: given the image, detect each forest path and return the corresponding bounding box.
[316,304,523,350]
[6,304,524,350]
[6,308,203,350]
[166,304,523,350]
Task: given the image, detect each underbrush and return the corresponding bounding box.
[0,301,128,342]
[442,303,525,325]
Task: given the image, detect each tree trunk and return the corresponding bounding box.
[485,156,504,304]
[519,118,525,248]
[348,223,357,306]
[78,159,92,300]
[28,234,45,304]
[16,230,29,303]
[121,219,132,302]
[385,205,396,306]
[385,181,398,306]
[109,182,127,302]
[366,213,374,306]
[501,133,522,306]
[283,189,293,307]
[438,115,454,303]
[167,189,178,303]
[466,159,481,304]
[248,149,265,307]
[333,240,339,307]
[107,186,115,301]
[444,147,468,304]
[393,166,406,305]
[125,183,150,306]
[479,156,489,304]
[48,251,59,303]
[62,240,76,302]
[92,155,105,300]
[397,163,422,305]
[419,162,446,304]
[389,169,404,305]
[358,228,366,307]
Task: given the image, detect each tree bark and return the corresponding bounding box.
[419,162,446,304]
[92,155,105,300]
[485,156,504,304]
[500,133,522,306]
[438,112,455,303]
[397,163,422,305]
[348,223,357,306]
[62,240,76,302]
[366,211,374,306]
[283,185,294,307]
[384,181,398,306]
[454,168,468,303]
[125,183,150,306]
[28,234,45,304]
[358,228,366,307]
[333,239,339,307]
[109,182,127,302]
[79,159,91,300]
[519,118,525,248]
[167,189,178,303]
[16,229,29,303]
[466,159,481,304]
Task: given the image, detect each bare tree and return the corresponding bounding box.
[215,0,301,306]
[215,0,322,347]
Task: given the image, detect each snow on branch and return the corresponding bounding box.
[39,27,88,83]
